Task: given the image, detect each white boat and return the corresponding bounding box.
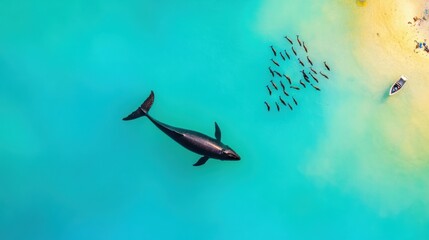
[389,75,407,95]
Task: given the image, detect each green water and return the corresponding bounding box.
[1,0,429,239]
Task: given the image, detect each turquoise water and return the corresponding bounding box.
[1,0,429,239]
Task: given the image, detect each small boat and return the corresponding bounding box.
[389,75,407,95]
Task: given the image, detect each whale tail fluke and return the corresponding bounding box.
[123,91,154,121]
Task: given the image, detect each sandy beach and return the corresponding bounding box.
[354,0,429,88]
[303,0,429,218]
[354,0,429,157]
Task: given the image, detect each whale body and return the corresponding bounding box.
[123,91,240,166]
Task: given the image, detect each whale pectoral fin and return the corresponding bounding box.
[193,156,209,167]
[214,122,221,141]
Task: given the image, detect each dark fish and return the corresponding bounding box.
[311,83,321,91]
[279,51,285,61]
[307,56,313,66]
[284,50,290,59]
[292,96,298,106]
[310,67,317,75]
[270,45,277,56]
[266,85,272,95]
[283,89,289,96]
[324,61,331,71]
[264,101,270,111]
[268,67,274,77]
[303,42,308,53]
[303,77,310,83]
[270,80,278,90]
[298,58,304,67]
[292,46,297,56]
[275,102,280,111]
[273,70,282,77]
[283,74,292,84]
[299,80,306,88]
[320,71,329,79]
[290,86,300,90]
[287,103,293,110]
[280,80,285,90]
[285,35,293,45]
[271,58,280,67]
[296,35,302,47]
[301,70,309,79]
[279,96,286,106]
[309,72,319,83]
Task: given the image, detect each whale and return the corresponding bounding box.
[123,91,240,166]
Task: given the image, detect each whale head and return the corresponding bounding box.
[220,147,240,161]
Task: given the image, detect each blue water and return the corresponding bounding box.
[1,0,429,239]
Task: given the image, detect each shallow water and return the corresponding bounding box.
[1,0,429,239]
